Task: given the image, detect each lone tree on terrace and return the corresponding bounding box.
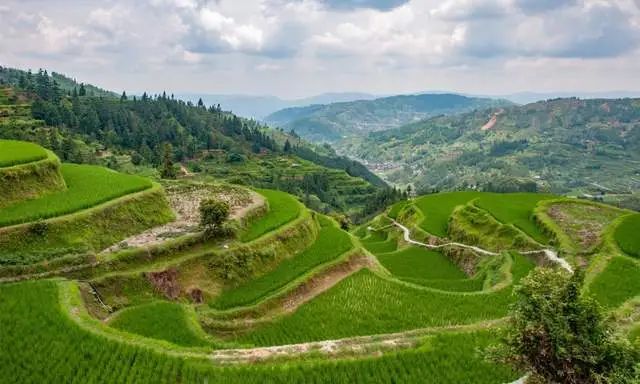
[489,268,639,384]
[199,199,230,236]
[160,142,176,179]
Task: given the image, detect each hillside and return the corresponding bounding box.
[2,180,638,382]
[0,68,392,220]
[344,98,640,194]
[265,93,512,142]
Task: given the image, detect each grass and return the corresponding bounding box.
[0,139,47,167]
[109,301,210,347]
[211,216,353,309]
[240,189,301,242]
[376,246,466,281]
[588,257,640,309]
[238,253,535,346]
[475,193,554,244]
[402,276,485,292]
[0,163,152,227]
[0,280,518,384]
[615,214,640,258]
[414,191,482,237]
[388,200,409,219]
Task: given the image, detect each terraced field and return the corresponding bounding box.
[240,189,301,242]
[0,164,152,227]
[615,214,640,258]
[0,139,47,167]
[1,159,639,384]
[211,215,353,309]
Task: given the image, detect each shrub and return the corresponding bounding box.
[199,199,230,237]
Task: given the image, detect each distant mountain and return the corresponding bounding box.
[177,92,377,120]
[264,93,513,143]
[498,91,640,105]
[344,97,640,194]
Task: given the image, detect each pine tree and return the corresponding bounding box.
[120,91,127,101]
[160,142,176,179]
[284,139,291,153]
[78,83,86,96]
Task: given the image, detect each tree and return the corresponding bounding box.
[120,91,127,101]
[489,268,639,384]
[78,83,86,96]
[159,142,176,179]
[284,139,292,153]
[199,199,230,236]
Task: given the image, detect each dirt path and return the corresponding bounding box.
[390,220,572,273]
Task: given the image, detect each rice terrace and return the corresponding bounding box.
[1,3,640,380]
[1,134,639,383]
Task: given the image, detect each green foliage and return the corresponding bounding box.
[238,253,534,346]
[615,214,640,258]
[376,246,467,281]
[0,163,152,227]
[199,199,230,235]
[414,191,482,237]
[588,257,640,309]
[211,215,353,309]
[362,235,398,253]
[240,189,301,242]
[0,139,46,167]
[109,301,210,347]
[490,268,639,384]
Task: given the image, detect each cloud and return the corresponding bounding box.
[0,0,639,97]
[320,0,410,11]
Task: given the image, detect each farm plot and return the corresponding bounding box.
[211,215,354,309]
[546,201,624,253]
[109,301,210,347]
[0,139,47,167]
[362,234,398,254]
[413,191,482,237]
[376,246,466,281]
[588,257,640,309]
[0,164,152,227]
[237,253,535,346]
[615,214,640,258]
[0,280,518,384]
[240,189,301,242]
[475,193,554,244]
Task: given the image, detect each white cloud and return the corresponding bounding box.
[0,0,639,97]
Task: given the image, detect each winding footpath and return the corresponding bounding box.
[390,219,573,273]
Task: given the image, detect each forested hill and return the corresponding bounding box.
[0,67,395,220]
[0,66,115,98]
[344,97,640,195]
[264,93,513,142]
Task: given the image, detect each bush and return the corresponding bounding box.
[199,199,230,237]
[489,268,639,383]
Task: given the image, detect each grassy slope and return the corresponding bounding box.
[0,184,173,265]
[615,214,640,258]
[588,257,640,309]
[475,193,554,243]
[414,191,482,237]
[0,280,518,384]
[240,189,301,242]
[376,246,466,281]
[0,151,67,209]
[0,139,46,167]
[109,301,210,347]
[0,164,152,227]
[211,215,353,309]
[238,253,534,346]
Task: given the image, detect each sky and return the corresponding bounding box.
[1,0,640,98]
